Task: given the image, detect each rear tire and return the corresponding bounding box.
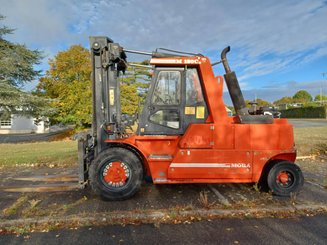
[267,161,304,197]
[89,147,143,201]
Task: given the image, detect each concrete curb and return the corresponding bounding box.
[1,204,326,231]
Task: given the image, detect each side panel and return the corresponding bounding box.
[250,124,279,150]
[168,149,252,179]
[278,123,294,149]
[248,121,295,182]
[179,124,213,149]
[135,136,180,156]
[135,136,179,183]
[169,123,251,180]
[213,124,235,149]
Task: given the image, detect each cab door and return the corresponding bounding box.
[139,68,184,135]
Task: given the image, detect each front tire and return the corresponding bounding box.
[89,147,143,201]
[267,161,304,197]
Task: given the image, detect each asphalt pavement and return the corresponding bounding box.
[0,129,71,143]
[1,214,326,245]
[288,119,327,128]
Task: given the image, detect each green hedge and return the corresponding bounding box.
[280,106,327,118]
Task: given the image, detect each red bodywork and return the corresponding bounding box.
[105,56,296,184]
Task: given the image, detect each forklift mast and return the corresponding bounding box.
[78,37,127,186]
[89,36,127,155]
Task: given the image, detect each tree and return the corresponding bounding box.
[292,90,312,103]
[36,45,92,127]
[245,98,271,108]
[0,82,54,119]
[273,96,294,105]
[36,45,151,127]
[0,15,50,119]
[255,98,271,107]
[314,94,327,102]
[119,63,151,115]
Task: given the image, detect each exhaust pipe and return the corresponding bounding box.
[221,47,249,116]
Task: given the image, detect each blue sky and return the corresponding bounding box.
[1,0,327,104]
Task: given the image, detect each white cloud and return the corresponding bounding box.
[1,0,327,89]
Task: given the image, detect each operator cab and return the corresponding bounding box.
[138,64,208,135]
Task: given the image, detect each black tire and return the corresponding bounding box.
[89,147,143,201]
[267,161,304,197]
[258,161,275,192]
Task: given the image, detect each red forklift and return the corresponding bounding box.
[78,36,303,200]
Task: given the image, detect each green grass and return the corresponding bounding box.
[0,140,77,168]
[294,126,327,156]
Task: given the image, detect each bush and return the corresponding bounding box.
[280,106,327,118]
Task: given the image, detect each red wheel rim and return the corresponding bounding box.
[276,171,294,188]
[102,161,130,188]
[277,172,289,183]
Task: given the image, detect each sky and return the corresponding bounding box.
[1,0,327,104]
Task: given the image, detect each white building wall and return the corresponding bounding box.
[0,115,49,134]
[11,115,36,133]
[225,107,233,117]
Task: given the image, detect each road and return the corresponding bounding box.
[288,119,327,128]
[0,129,71,143]
[1,214,326,245]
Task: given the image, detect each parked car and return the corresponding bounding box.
[257,106,281,118]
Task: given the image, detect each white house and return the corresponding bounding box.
[0,114,49,134]
[226,107,233,116]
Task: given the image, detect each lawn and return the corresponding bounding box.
[0,126,326,168]
[294,126,327,156]
[0,140,77,168]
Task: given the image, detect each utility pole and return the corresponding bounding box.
[322,72,327,105]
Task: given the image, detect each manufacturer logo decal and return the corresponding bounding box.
[231,163,251,168]
[170,163,251,168]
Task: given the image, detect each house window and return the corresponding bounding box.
[0,118,12,128]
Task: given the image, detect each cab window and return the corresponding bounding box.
[186,68,204,106]
[152,71,181,105]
